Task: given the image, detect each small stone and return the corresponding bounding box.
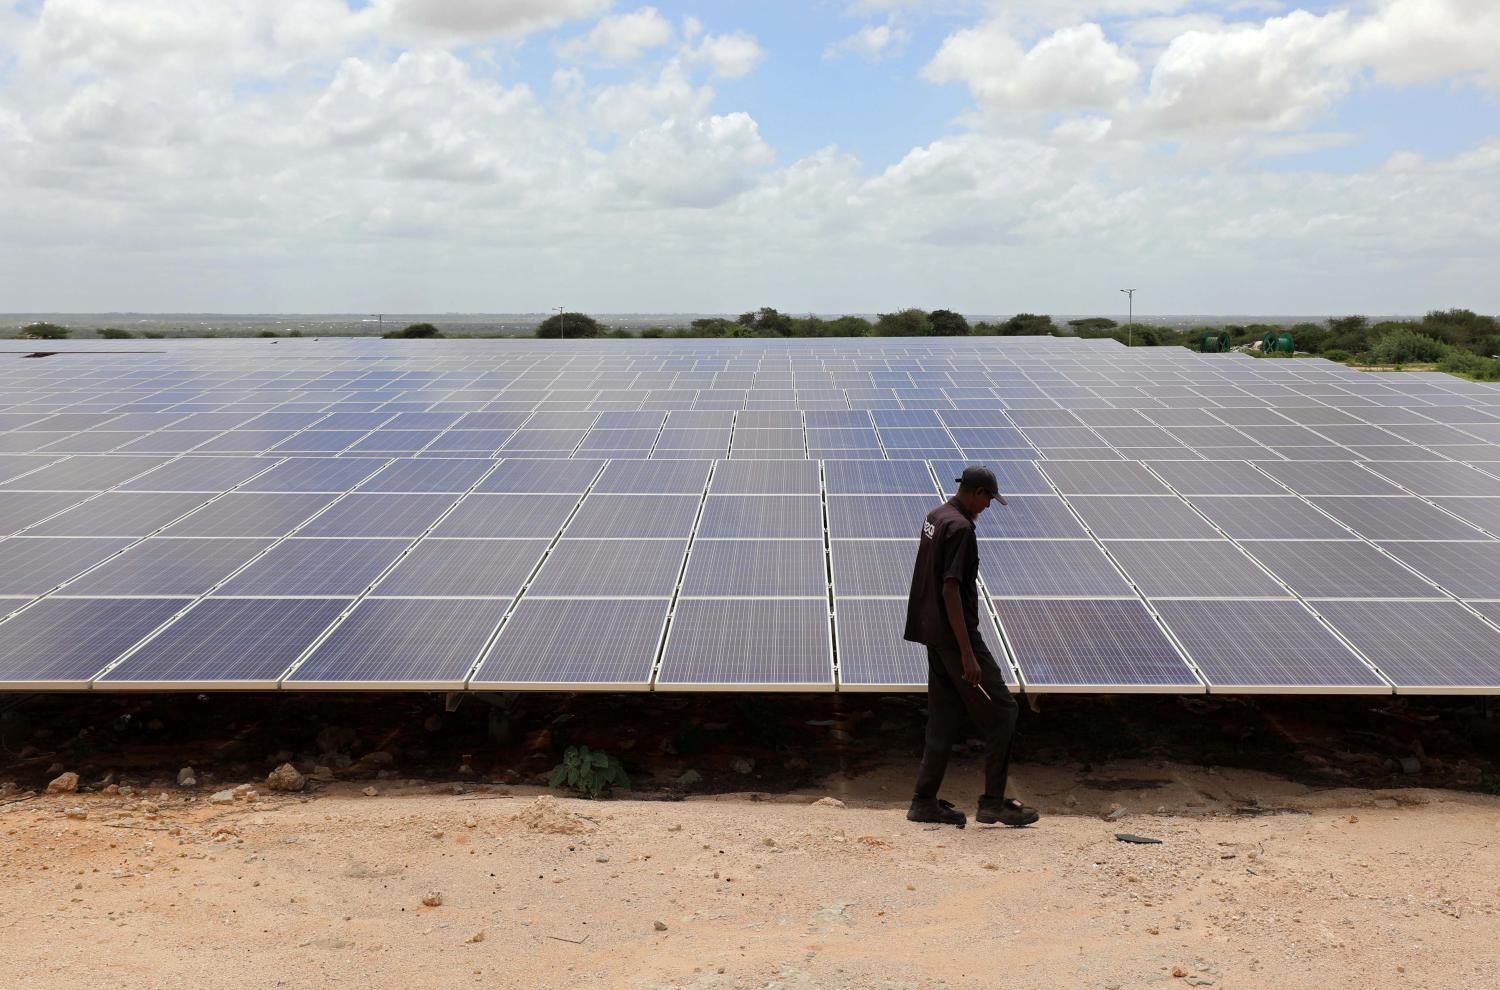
[1398,756,1421,775]
[1185,978,1215,987]
[596,855,610,863]
[210,789,235,804]
[46,772,79,794]
[310,765,335,782]
[812,797,845,808]
[1105,805,1128,821]
[676,770,702,788]
[463,817,477,829]
[1172,967,1187,978]
[233,783,254,797]
[65,806,88,820]
[431,830,445,839]
[829,728,853,743]
[422,890,443,907]
[731,757,755,774]
[266,763,305,792]
[176,767,196,788]
[653,920,668,931]
[466,931,485,943]
[362,786,379,797]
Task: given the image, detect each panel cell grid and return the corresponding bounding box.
[979,540,1134,598]
[101,598,347,687]
[995,598,1199,690]
[288,598,509,687]
[1243,541,1444,599]
[297,493,458,538]
[0,598,185,688]
[472,599,666,688]
[1316,601,1500,691]
[63,537,274,596]
[696,495,822,539]
[1104,540,1288,598]
[372,538,549,597]
[682,539,828,596]
[527,539,687,597]
[657,598,832,688]
[565,494,702,539]
[216,538,407,596]
[1153,600,1385,691]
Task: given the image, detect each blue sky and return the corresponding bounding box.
[0,0,1497,314]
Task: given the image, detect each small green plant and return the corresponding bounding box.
[548,745,630,798]
[1320,349,1351,362]
[1369,329,1449,365]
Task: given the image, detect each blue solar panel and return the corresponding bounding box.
[476,458,603,493]
[100,598,347,687]
[371,538,548,597]
[0,598,185,688]
[1316,601,1500,692]
[297,493,458,538]
[472,599,666,688]
[834,598,928,689]
[822,460,936,495]
[973,496,1088,538]
[825,495,934,539]
[979,540,1133,598]
[216,538,407,596]
[0,537,134,595]
[160,492,336,537]
[1154,600,1386,692]
[241,457,385,493]
[657,598,832,688]
[996,598,1199,691]
[64,537,274,596]
[359,458,493,493]
[682,539,828,596]
[528,539,687,596]
[433,494,578,538]
[592,459,710,495]
[696,495,822,539]
[287,598,508,687]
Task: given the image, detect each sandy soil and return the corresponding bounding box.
[4,758,1498,990]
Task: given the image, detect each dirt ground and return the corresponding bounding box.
[3,763,1499,988]
[3,692,1499,989]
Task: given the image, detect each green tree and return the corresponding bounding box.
[998,313,1052,335]
[874,308,932,336]
[823,315,873,337]
[21,322,69,340]
[535,313,602,339]
[384,322,443,339]
[690,317,736,336]
[928,309,971,336]
[97,328,132,339]
[1067,317,1118,333]
[1370,329,1449,364]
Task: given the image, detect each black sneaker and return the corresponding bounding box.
[907,797,967,828]
[977,796,1040,827]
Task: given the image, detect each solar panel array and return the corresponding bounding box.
[3,335,1500,695]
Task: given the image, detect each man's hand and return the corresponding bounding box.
[961,650,981,685]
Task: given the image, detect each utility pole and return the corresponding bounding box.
[554,306,566,340]
[1119,289,1135,347]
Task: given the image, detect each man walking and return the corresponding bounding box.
[903,466,1039,829]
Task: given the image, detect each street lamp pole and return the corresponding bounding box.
[1119,288,1136,347]
[554,306,566,341]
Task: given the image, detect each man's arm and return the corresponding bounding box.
[942,578,981,685]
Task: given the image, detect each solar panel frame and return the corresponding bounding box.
[285,597,510,689]
[682,539,829,597]
[470,598,668,690]
[1314,600,1500,694]
[0,597,187,690]
[526,538,689,597]
[1152,599,1388,693]
[656,597,834,690]
[993,598,1202,693]
[98,597,349,689]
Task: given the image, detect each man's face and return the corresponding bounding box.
[963,489,994,515]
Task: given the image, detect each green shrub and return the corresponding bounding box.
[384,322,442,339]
[1320,349,1351,362]
[1437,351,1500,381]
[141,331,165,339]
[548,745,630,798]
[1368,330,1450,365]
[97,328,132,339]
[257,330,281,338]
[21,322,69,339]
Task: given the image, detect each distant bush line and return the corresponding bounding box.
[14,309,1500,382]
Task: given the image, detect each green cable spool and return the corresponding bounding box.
[1277,331,1295,352]
[1201,330,1231,353]
[1261,331,1295,354]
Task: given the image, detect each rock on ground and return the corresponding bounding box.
[266,764,305,792]
[46,772,78,794]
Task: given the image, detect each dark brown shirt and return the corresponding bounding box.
[904,496,980,646]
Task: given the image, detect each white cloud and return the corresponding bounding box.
[369,0,608,43]
[824,22,909,62]
[686,31,765,79]
[1335,0,1500,89]
[560,7,673,64]
[1141,10,1351,134]
[924,21,1140,112]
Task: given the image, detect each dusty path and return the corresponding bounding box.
[5,761,1498,990]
